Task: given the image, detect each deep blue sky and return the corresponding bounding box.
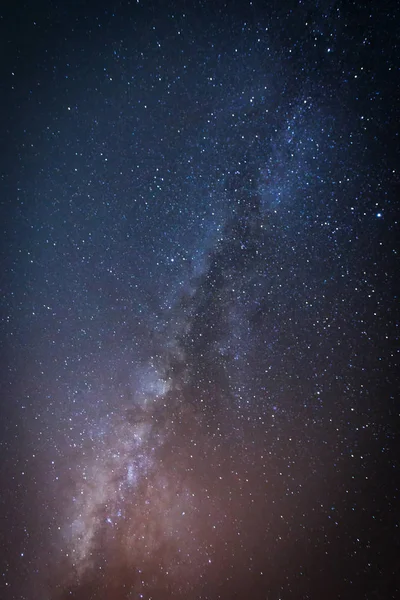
[1,2,398,599]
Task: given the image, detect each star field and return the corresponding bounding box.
[1,1,399,599]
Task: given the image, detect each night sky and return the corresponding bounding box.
[1,1,399,599]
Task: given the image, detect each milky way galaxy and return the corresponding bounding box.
[1,2,399,599]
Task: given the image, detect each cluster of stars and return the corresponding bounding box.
[1,1,398,599]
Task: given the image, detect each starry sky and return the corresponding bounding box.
[1,1,399,599]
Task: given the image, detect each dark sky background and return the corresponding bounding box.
[1,1,399,599]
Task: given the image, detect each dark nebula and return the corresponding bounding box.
[1,1,398,599]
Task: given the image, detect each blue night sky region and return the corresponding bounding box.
[0,1,398,599]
